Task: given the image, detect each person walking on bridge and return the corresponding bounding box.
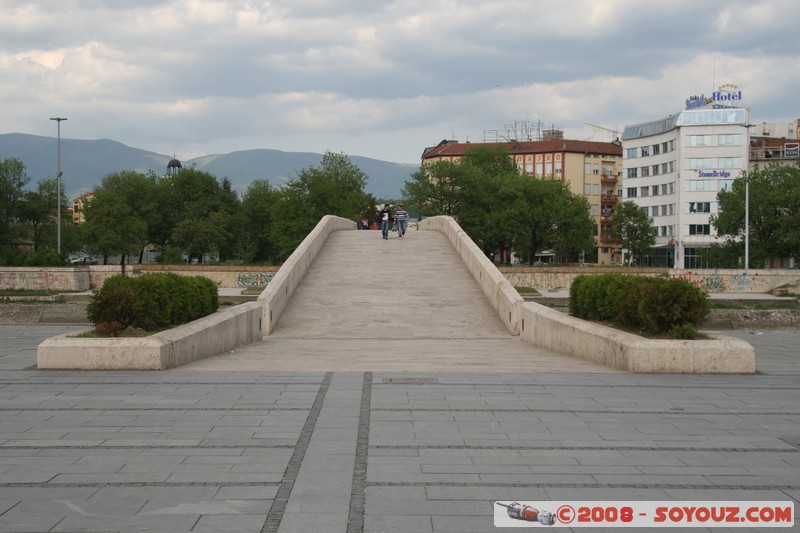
[379,204,391,240]
[395,204,409,239]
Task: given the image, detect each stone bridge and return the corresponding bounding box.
[38,216,754,373]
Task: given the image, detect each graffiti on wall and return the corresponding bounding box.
[671,271,754,293]
[237,272,274,288]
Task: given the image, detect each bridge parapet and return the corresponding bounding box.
[258,215,356,335]
[419,216,523,335]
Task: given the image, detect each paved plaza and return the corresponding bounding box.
[0,231,798,532]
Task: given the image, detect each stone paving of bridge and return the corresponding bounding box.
[0,229,798,532]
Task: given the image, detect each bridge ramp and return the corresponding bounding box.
[180,230,618,372]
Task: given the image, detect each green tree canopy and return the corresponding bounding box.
[0,158,31,247]
[270,151,372,261]
[609,200,656,265]
[712,163,800,267]
[81,171,155,264]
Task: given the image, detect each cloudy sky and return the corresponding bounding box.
[2,0,798,164]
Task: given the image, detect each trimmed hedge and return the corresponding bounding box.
[87,273,219,335]
[570,273,709,337]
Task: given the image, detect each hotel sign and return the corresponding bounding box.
[786,143,799,158]
[685,84,744,110]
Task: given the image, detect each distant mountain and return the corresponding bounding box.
[0,133,418,200]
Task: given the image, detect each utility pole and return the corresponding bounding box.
[50,117,67,254]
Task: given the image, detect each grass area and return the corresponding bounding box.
[710,300,799,311]
[513,286,540,294]
[0,289,74,297]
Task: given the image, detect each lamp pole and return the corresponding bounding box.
[742,122,753,273]
[50,117,67,254]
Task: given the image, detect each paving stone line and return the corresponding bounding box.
[346,372,371,533]
[371,445,800,453]
[261,371,332,533]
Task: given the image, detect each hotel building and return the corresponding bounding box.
[621,107,751,268]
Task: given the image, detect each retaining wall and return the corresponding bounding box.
[37,302,263,370]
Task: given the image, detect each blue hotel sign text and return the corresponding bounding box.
[698,170,732,178]
[686,85,743,110]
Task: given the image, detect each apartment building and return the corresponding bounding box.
[421,137,623,264]
[622,107,750,268]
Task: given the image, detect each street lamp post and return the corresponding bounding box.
[50,117,67,254]
[742,122,753,273]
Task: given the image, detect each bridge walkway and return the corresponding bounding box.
[181,229,617,373]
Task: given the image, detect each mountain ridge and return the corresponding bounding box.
[0,133,417,200]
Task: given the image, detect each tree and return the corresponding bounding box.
[240,179,278,262]
[0,158,31,247]
[17,178,58,252]
[712,163,800,267]
[499,175,595,264]
[402,160,465,217]
[81,171,157,264]
[610,201,656,265]
[270,152,372,261]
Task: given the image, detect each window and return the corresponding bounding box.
[626,148,638,159]
[641,146,650,157]
[545,161,553,175]
[669,182,675,194]
[719,179,734,191]
[584,184,591,195]
[661,162,669,174]
[627,187,637,198]
[652,164,660,176]
[652,185,659,196]
[593,184,600,195]
[662,142,669,153]
[661,184,668,195]
[669,140,675,151]
[669,204,674,215]
[689,224,711,235]
[718,157,742,168]
[661,205,668,216]
[591,204,600,216]
[690,158,713,169]
[593,163,599,175]
[688,180,715,191]
[669,161,675,173]
[689,202,711,213]
[640,186,649,197]
[719,134,741,146]
[641,166,650,177]
[689,135,713,146]
[585,163,591,175]
[652,144,660,155]
[651,206,659,217]
[627,167,638,178]
[535,162,543,175]
[554,160,563,174]
[525,162,533,173]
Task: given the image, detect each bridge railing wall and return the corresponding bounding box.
[258,215,356,335]
[418,216,523,335]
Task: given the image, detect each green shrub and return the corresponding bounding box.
[569,274,710,337]
[669,323,699,340]
[87,273,219,333]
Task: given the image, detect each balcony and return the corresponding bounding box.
[601,173,619,184]
[601,194,618,204]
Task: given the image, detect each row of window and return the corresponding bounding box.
[626,140,676,159]
[688,134,742,147]
[626,161,676,178]
[521,161,563,174]
[626,182,676,198]
[689,157,742,169]
[688,179,735,191]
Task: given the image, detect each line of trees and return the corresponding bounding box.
[0,152,377,266]
[4,147,797,269]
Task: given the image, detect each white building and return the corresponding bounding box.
[621,107,750,268]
